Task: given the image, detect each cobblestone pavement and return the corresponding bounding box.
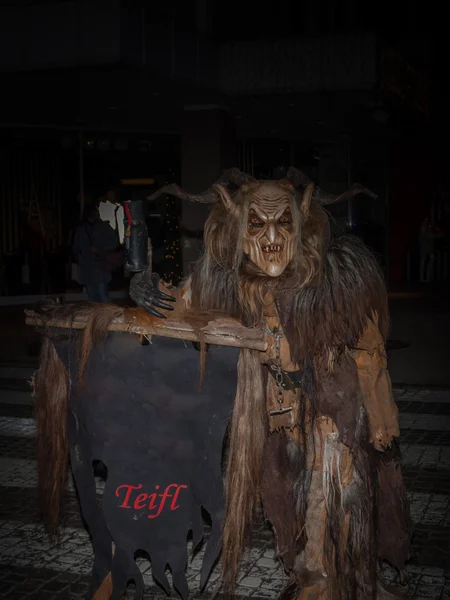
[0,372,449,599]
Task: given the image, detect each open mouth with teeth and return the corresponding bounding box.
[262,244,283,254]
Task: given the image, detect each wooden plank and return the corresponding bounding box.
[25,310,268,352]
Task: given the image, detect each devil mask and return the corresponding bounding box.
[147,167,376,280]
[213,180,314,278]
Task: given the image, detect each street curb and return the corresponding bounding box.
[393,384,450,391]
[0,366,36,380]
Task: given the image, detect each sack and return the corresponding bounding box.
[96,250,124,274]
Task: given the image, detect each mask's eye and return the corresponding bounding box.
[249,215,264,228]
[278,212,292,226]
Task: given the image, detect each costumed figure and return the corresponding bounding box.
[133,167,411,600]
[30,168,411,600]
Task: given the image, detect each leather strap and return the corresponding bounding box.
[266,360,303,391]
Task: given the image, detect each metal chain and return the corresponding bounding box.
[263,326,292,416]
[273,330,284,409]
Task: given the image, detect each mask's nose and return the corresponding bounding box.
[266,224,277,244]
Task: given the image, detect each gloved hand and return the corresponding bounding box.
[130,271,175,318]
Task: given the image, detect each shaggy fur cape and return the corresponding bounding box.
[189,231,410,599]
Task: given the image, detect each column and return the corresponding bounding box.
[181,106,236,272]
[195,0,213,35]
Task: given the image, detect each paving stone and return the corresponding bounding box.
[239,576,263,589]
[422,567,445,577]
[66,581,89,596]
[414,583,442,598]
[10,578,47,596]
[256,557,279,569]
[420,574,446,586]
[0,581,17,596]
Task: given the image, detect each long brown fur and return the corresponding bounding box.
[35,302,130,536]
[78,303,124,384]
[189,183,390,595]
[35,335,70,535]
[280,235,389,365]
[221,348,266,594]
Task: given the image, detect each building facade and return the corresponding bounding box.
[0,0,436,291]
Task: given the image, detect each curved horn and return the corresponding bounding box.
[300,182,315,216]
[286,166,377,205]
[220,167,257,188]
[286,166,313,188]
[314,183,378,206]
[147,183,217,204]
[147,168,256,204]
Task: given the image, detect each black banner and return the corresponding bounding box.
[55,332,239,598]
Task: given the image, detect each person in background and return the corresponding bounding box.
[72,204,120,303]
[419,217,444,283]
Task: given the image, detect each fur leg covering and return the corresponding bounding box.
[279,430,377,600]
[261,433,299,571]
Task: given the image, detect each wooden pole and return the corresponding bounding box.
[25,310,267,352]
